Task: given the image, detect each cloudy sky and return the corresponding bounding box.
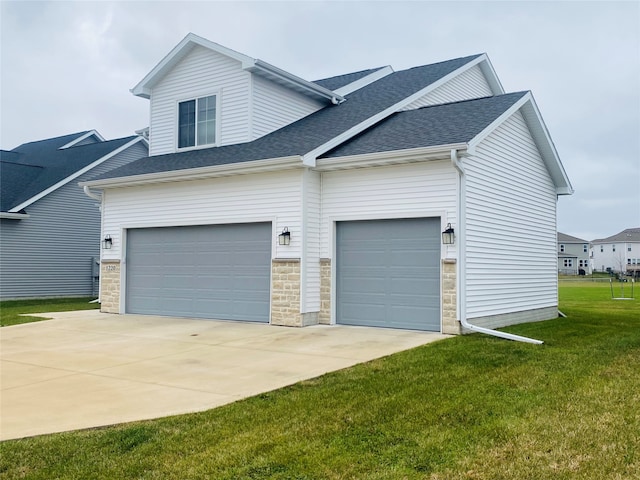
[1,0,638,241]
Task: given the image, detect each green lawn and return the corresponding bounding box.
[0,282,638,479]
[0,297,100,327]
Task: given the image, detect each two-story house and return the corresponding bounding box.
[1,131,148,298]
[591,227,640,277]
[81,33,572,339]
[557,232,591,275]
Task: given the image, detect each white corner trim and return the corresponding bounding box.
[79,155,305,188]
[0,212,30,219]
[301,56,487,167]
[58,130,105,149]
[334,66,394,96]
[8,136,146,213]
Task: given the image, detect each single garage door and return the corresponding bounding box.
[126,223,271,322]
[336,218,441,331]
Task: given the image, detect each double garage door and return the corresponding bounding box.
[336,218,441,331]
[125,218,440,330]
[126,223,271,322]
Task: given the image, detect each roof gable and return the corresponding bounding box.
[467,91,573,195]
[131,33,342,104]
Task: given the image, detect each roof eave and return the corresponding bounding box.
[249,60,344,103]
[315,144,468,171]
[0,212,30,219]
[79,155,305,189]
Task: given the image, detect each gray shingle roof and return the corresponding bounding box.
[93,54,483,181]
[592,228,640,243]
[313,67,387,90]
[1,134,139,211]
[321,92,527,158]
[557,232,588,243]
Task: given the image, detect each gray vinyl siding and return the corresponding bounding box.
[0,142,147,299]
[464,110,558,318]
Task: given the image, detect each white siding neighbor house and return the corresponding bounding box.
[1,131,148,298]
[81,33,573,340]
[557,232,591,275]
[591,227,640,277]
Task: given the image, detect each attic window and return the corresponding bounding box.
[178,95,216,148]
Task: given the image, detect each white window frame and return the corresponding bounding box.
[175,91,221,151]
[560,244,565,252]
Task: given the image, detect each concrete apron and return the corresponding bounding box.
[1,310,448,440]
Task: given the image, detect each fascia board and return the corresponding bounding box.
[467,92,574,195]
[59,130,105,149]
[477,54,505,95]
[9,137,146,213]
[250,60,344,103]
[334,66,394,96]
[131,33,255,98]
[0,212,30,219]
[314,143,467,171]
[301,56,485,167]
[79,155,304,189]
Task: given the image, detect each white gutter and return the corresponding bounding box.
[315,143,467,171]
[0,212,30,219]
[83,185,102,201]
[450,148,543,345]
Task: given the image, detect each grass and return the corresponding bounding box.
[0,297,99,327]
[0,282,638,479]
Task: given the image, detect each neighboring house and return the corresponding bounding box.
[591,227,640,277]
[557,232,591,275]
[81,33,573,335]
[0,131,148,299]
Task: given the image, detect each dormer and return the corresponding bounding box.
[132,33,344,157]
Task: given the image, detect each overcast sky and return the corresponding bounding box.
[1,0,638,241]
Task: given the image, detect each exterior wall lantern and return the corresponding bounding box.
[442,223,455,245]
[102,234,113,250]
[278,227,291,246]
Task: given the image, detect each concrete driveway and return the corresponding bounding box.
[1,310,447,440]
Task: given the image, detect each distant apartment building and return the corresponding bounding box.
[591,227,640,277]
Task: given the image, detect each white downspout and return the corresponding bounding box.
[451,149,543,345]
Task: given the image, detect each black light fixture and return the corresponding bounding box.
[102,234,113,250]
[278,227,291,246]
[442,223,455,245]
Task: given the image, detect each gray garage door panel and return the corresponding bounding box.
[126,223,271,322]
[336,218,440,331]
